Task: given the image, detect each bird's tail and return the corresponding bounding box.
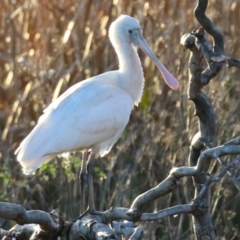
[16,145,53,175]
[15,128,54,175]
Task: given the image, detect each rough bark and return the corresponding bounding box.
[179,0,240,239]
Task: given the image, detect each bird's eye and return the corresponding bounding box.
[129,30,133,33]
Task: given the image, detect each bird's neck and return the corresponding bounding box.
[115,42,144,106]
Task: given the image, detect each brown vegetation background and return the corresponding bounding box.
[0,0,240,239]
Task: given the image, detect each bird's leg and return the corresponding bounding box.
[86,153,96,213]
[79,152,88,214]
[74,152,96,221]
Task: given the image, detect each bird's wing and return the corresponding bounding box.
[16,75,134,173]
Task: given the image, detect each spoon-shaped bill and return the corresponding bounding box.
[130,32,179,90]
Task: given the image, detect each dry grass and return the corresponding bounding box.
[0,0,240,239]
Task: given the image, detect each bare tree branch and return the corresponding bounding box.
[177,1,240,239]
[199,157,240,198]
[0,202,59,232]
[128,177,176,219]
[194,0,224,53]
[196,138,240,171]
[141,205,194,221]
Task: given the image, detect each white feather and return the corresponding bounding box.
[16,72,133,174]
[16,15,178,175]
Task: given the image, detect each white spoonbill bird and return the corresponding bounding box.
[16,15,179,213]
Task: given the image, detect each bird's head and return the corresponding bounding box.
[109,15,141,44]
[109,15,179,90]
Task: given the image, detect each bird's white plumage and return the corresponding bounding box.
[16,15,179,175]
[16,72,133,174]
